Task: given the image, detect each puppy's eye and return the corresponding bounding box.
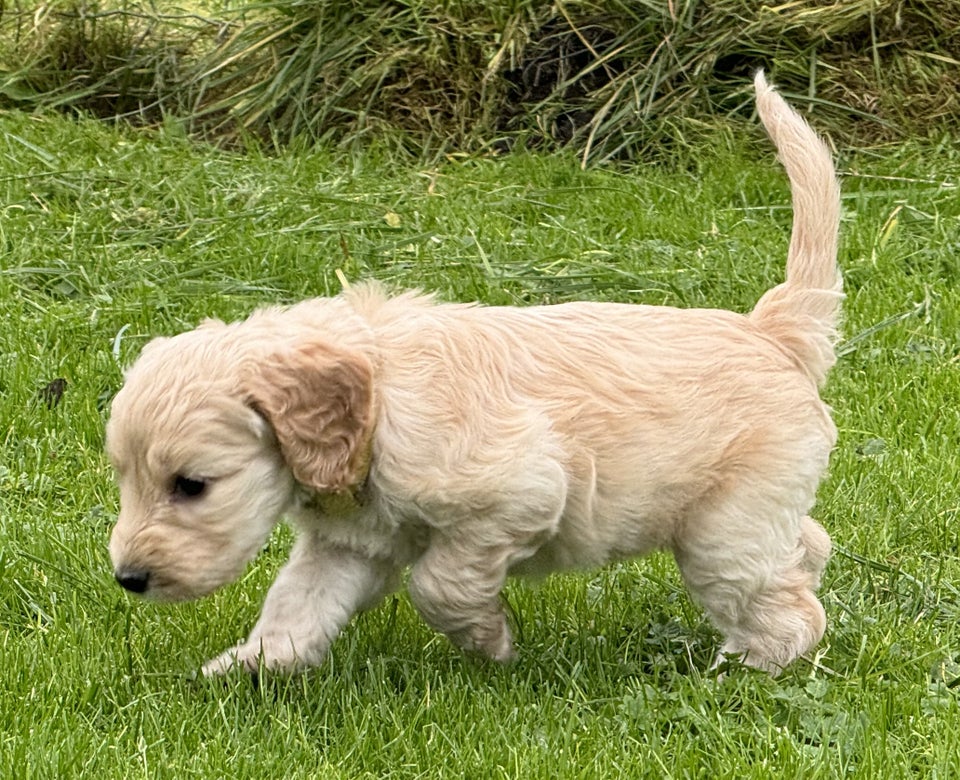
[173,475,207,499]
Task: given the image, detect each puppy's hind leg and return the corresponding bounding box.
[202,533,397,676]
[674,492,830,675]
[799,514,831,590]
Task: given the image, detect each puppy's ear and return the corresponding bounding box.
[243,343,375,493]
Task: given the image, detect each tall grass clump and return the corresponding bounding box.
[1,1,958,160]
[0,1,217,123]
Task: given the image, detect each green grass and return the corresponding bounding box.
[1,109,959,778]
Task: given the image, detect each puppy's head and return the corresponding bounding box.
[106,320,376,601]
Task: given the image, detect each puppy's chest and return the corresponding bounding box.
[293,490,428,565]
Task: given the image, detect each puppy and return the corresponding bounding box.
[107,71,841,676]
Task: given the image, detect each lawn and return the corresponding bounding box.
[1,108,958,777]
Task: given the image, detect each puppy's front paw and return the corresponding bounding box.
[201,635,321,677]
[453,615,517,663]
[202,646,258,677]
[483,623,517,663]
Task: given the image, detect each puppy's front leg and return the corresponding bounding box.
[407,535,522,663]
[202,534,396,676]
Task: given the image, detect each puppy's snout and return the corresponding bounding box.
[115,569,151,594]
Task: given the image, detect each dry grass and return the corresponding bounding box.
[0,1,957,160]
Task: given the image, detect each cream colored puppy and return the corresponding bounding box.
[107,72,841,676]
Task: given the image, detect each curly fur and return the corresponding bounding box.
[107,72,841,676]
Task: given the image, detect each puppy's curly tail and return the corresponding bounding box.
[750,70,842,386]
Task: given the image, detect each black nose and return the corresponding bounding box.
[115,570,150,594]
